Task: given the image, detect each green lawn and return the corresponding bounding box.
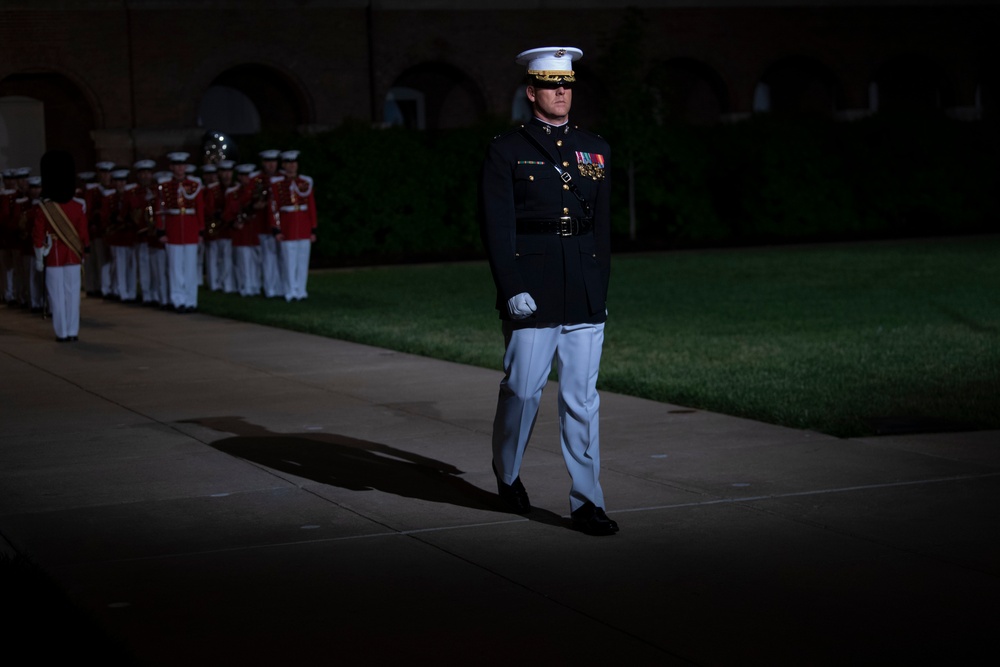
[198,236,1000,437]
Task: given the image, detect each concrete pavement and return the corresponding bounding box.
[1,298,998,665]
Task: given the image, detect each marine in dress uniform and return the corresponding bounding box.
[0,169,16,303]
[204,162,235,292]
[105,169,139,302]
[33,151,90,342]
[227,164,261,297]
[254,149,283,298]
[270,150,316,302]
[157,152,205,312]
[8,168,33,307]
[92,162,117,298]
[129,160,159,305]
[148,170,172,307]
[24,176,47,312]
[217,160,238,293]
[198,164,218,287]
[480,46,617,535]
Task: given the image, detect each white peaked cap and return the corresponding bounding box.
[515,46,582,75]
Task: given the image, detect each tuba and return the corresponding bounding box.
[201,130,235,164]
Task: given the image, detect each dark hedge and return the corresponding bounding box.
[233,114,999,266]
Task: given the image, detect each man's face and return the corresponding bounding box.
[527,84,572,124]
[137,169,153,187]
[262,159,278,176]
[170,163,187,179]
[219,170,234,186]
[282,160,298,178]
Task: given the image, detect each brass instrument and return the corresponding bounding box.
[153,181,167,241]
[206,209,224,239]
[132,200,156,237]
[270,179,281,231]
[239,176,269,228]
[251,176,268,208]
[206,186,227,238]
[103,195,127,237]
[201,130,235,164]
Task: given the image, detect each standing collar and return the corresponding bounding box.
[530,116,571,135]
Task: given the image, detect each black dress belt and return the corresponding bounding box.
[517,217,593,237]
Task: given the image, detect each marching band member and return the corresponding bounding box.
[130,160,159,305]
[212,160,237,293]
[253,149,283,298]
[7,168,32,307]
[105,168,139,302]
[203,162,226,291]
[225,164,260,297]
[270,150,316,301]
[157,152,205,312]
[148,170,171,308]
[93,162,116,298]
[33,151,89,342]
[0,169,16,304]
[24,176,46,312]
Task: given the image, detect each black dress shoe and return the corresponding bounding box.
[571,502,619,536]
[493,462,530,514]
[595,507,619,533]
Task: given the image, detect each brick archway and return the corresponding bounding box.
[386,62,486,130]
[0,71,98,173]
[198,63,312,136]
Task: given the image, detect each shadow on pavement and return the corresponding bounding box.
[184,416,565,528]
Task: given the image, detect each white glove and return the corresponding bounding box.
[507,292,537,319]
[42,233,53,256]
[34,247,45,272]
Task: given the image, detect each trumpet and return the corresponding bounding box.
[133,203,156,236]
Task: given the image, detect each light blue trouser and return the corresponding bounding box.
[258,234,282,297]
[492,321,606,512]
[280,238,311,301]
[166,243,198,308]
[46,265,81,339]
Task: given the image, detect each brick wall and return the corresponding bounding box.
[1,3,996,168]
